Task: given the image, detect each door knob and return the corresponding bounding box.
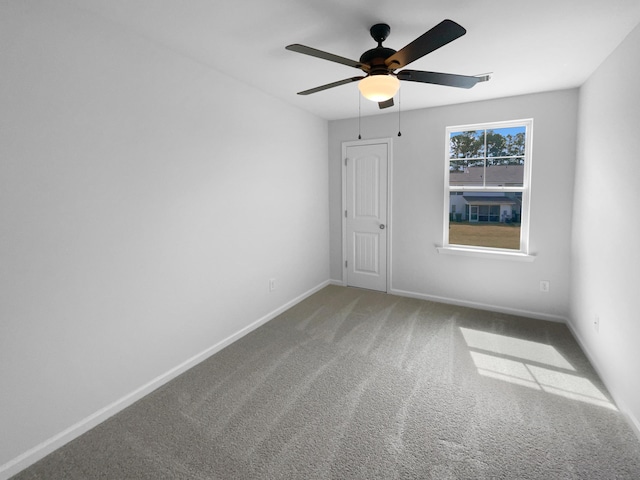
[379,224,385,229]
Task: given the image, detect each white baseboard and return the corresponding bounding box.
[389,287,569,324]
[0,280,330,480]
[564,318,640,443]
[329,278,345,286]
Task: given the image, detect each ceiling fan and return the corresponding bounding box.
[286,20,490,109]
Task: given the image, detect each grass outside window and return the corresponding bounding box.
[449,222,521,250]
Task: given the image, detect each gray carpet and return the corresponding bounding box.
[12,286,640,479]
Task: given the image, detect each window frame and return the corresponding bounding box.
[440,119,534,260]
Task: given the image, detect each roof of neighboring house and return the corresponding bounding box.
[450,165,524,186]
[462,195,521,206]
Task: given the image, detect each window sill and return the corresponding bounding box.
[436,246,536,262]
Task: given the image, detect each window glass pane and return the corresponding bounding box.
[487,127,526,157]
[485,158,524,186]
[448,192,522,250]
[449,159,484,186]
[449,130,484,159]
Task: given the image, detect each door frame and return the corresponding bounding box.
[470,205,479,222]
[341,138,393,292]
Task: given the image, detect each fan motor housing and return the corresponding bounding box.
[360,47,396,74]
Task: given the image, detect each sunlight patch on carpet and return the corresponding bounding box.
[461,328,616,411]
[460,327,574,370]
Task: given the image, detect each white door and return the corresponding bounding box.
[344,142,388,292]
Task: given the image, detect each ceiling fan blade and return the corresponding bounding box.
[397,70,483,89]
[297,76,365,95]
[385,20,466,70]
[286,44,369,72]
[378,98,394,109]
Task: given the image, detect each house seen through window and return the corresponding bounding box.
[444,119,533,253]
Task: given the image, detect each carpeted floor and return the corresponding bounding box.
[12,285,640,479]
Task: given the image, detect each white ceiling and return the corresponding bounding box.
[71,0,640,120]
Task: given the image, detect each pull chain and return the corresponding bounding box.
[358,93,362,140]
[397,89,402,137]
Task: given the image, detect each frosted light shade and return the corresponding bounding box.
[358,75,400,102]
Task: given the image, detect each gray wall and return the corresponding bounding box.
[0,0,329,471]
[329,90,578,321]
[571,23,640,434]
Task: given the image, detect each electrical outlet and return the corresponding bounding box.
[540,280,550,293]
[269,278,276,292]
[594,315,600,333]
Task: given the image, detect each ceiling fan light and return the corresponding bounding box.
[358,75,400,102]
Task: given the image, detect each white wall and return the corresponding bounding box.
[0,0,328,473]
[329,90,578,321]
[571,23,640,434]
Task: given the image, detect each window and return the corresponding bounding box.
[443,119,533,255]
